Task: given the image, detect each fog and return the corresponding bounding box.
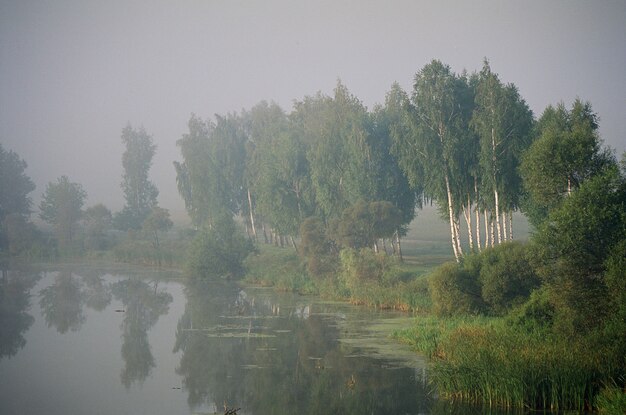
[1,0,624,221]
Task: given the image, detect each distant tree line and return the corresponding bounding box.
[1,58,622,272]
[174,59,619,270]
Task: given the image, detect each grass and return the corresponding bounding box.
[394,316,624,412]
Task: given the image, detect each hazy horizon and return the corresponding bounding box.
[2,0,625,221]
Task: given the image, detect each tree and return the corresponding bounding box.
[472,60,533,245]
[83,203,112,250]
[116,124,158,230]
[392,60,473,261]
[332,200,402,251]
[0,144,36,254]
[520,100,613,226]
[39,176,86,252]
[174,113,247,228]
[530,165,625,335]
[185,215,254,279]
[141,206,173,266]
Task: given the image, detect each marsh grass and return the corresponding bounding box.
[243,245,317,294]
[395,316,621,411]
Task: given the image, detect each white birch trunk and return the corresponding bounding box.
[484,210,490,248]
[445,173,461,261]
[508,211,513,241]
[454,216,463,257]
[395,230,404,262]
[502,210,508,241]
[463,200,473,252]
[494,189,502,244]
[474,178,482,252]
[247,188,257,242]
[490,217,495,247]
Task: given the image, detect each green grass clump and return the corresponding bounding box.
[595,383,626,414]
[243,245,317,294]
[396,315,623,411]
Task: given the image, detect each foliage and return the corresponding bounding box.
[0,144,35,221]
[530,165,625,335]
[185,216,255,279]
[0,144,36,256]
[39,176,87,253]
[298,216,338,278]
[116,124,159,230]
[397,316,623,411]
[473,242,540,315]
[595,384,626,414]
[332,200,402,249]
[428,262,484,316]
[520,100,614,226]
[83,203,113,250]
[243,244,316,294]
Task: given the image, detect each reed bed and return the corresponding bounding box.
[396,317,622,411]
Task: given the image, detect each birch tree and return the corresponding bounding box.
[394,60,470,261]
[116,125,159,230]
[472,61,533,245]
[520,99,612,227]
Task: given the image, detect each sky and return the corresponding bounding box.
[1,0,625,220]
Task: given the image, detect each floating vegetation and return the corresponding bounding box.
[206,332,276,338]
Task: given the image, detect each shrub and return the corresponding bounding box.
[477,242,541,315]
[428,262,483,316]
[299,216,337,278]
[185,217,255,279]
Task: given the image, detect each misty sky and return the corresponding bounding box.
[1,0,625,220]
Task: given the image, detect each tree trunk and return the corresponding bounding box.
[247,188,257,242]
[290,236,298,254]
[484,210,490,248]
[502,210,508,241]
[373,241,379,254]
[474,179,482,252]
[508,211,513,241]
[463,197,474,252]
[453,217,463,257]
[491,126,502,245]
[445,173,461,261]
[395,229,404,263]
[494,189,502,244]
[490,217,495,247]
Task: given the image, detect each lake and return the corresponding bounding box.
[0,264,506,414]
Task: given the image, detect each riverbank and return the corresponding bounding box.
[240,243,626,414]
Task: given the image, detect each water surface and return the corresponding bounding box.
[1,265,437,414]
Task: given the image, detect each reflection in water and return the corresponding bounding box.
[111,279,172,388]
[174,281,430,414]
[81,271,112,311]
[0,269,40,359]
[39,272,86,334]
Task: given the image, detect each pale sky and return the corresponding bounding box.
[1,0,625,218]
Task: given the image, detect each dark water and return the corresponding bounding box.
[0,265,509,415]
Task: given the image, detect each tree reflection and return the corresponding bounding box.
[174,282,429,414]
[0,269,40,359]
[80,271,112,312]
[39,271,86,334]
[111,278,172,388]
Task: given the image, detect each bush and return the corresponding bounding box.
[477,242,540,315]
[299,216,338,278]
[185,217,255,279]
[428,262,483,316]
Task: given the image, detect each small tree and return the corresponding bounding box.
[0,144,36,255]
[185,215,254,279]
[116,124,158,230]
[141,207,173,266]
[39,176,86,253]
[83,204,112,250]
